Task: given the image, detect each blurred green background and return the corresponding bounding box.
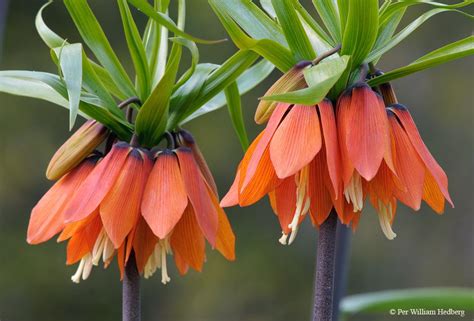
[0,1,472,321]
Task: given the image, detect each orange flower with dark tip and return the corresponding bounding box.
[46,120,109,180]
[27,153,101,244]
[141,147,235,283]
[222,100,358,244]
[27,134,235,284]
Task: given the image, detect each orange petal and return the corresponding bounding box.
[27,157,97,244]
[58,209,100,242]
[242,103,289,188]
[206,184,235,260]
[336,91,355,187]
[272,176,297,234]
[178,129,219,195]
[308,153,334,226]
[239,145,280,206]
[345,84,390,181]
[270,105,322,178]
[117,243,126,280]
[141,151,188,238]
[366,161,397,206]
[318,99,342,196]
[389,114,425,210]
[66,215,102,265]
[390,104,453,207]
[65,143,130,223]
[176,148,218,245]
[100,148,152,248]
[170,204,206,272]
[220,167,241,207]
[422,171,445,214]
[174,251,190,276]
[132,218,159,274]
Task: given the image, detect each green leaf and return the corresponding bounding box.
[293,2,334,53]
[260,0,276,18]
[170,37,199,90]
[0,71,132,139]
[368,36,474,86]
[368,7,472,62]
[64,0,136,97]
[262,55,350,105]
[118,0,151,100]
[127,0,220,44]
[168,63,219,128]
[312,0,342,42]
[35,1,64,48]
[337,0,349,34]
[58,43,83,129]
[340,288,474,317]
[143,0,170,87]
[209,1,294,71]
[181,59,274,124]
[135,43,182,147]
[208,0,286,45]
[272,0,315,61]
[225,82,249,151]
[341,0,379,69]
[172,50,259,125]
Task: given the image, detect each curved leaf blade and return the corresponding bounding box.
[368,36,474,86]
[262,55,349,105]
[225,81,249,151]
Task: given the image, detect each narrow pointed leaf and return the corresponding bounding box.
[209,1,294,71]
[64,0,136,97]
[208,0,286,44]
[136,43,182,147]
[312,0,342,42]
[341,0,379,69]
[181,59,274,124]
[127,0,220,44]
[58,43,83,129]
[171,37,199,90]
[225,82,249,151]
[368,8,472,62]
[118,0,151,100]
[368,36,474,86]
[272,0,316,61]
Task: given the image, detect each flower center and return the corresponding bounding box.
[377,200,397,240]
[344,172,364,212]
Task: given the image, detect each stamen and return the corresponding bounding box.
[71,254,93,283]
[143,238,172,284]
[344,172,364,212]
[284,166,310,245]
[377,200,397,240]
[278,232,288,245]
[92,229,115,266]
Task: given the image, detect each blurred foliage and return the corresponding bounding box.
[0,1,473,321]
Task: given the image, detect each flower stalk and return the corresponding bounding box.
[313,210,338,321]
[123,252,141,321]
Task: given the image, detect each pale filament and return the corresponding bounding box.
[377,200,397,240]
[344,172,364,212]
[144,238,172,284]
[71,254,93,284]
[280,166,311,245]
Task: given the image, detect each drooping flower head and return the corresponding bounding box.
[222,99,359,244]
[28,129,235,284]
[223,66,453,242]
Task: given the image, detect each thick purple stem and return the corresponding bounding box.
[123,252,141,321]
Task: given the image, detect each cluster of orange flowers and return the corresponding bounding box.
[28,68,453,284]
[222,77,453,243]
[28,126,235,283]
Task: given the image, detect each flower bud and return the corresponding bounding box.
[255,61,311,124]
[46,120,109,180]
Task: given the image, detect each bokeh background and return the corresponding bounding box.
[0,1,472,321]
